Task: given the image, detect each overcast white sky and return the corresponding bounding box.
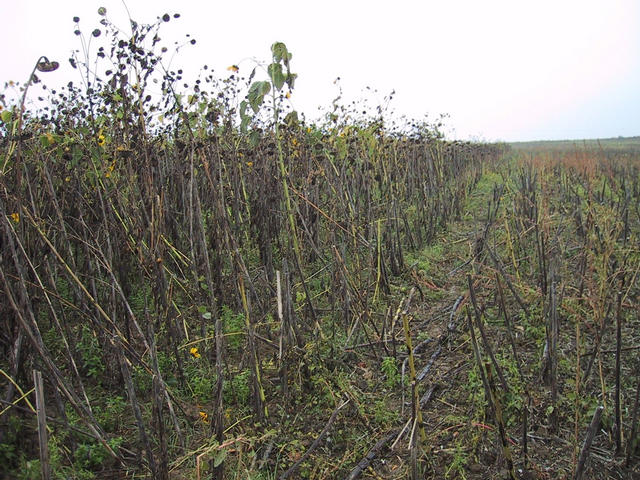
[1,0,639,141]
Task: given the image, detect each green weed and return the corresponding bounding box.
[381,356,400,388]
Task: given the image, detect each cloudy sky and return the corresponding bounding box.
[1,0,639,141]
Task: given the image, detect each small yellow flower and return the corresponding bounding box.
[227,65,239,73]
[10,212,19,223]
[285,91,291,99]
[199,411,209,423]
[97,134,106,147]
[107,161,115,174]
[246,161,254,167]
[190,347,201,358]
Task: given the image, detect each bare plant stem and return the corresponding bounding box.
[401,288,426,445]
[486,362,516,480]
[614,285,624,454]
[468,276,509,392]
[33,370,51,480]
[239,276,267,421]
[626,374,640,466]
[118,345,157,477]
[574,405,603,480]
[466,306,494,422]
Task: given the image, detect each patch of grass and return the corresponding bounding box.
[224,368,250,406]
[406,243,444,272]
[444,442,469,479]
[77,325,105,380]
[373,397,398,425]
[221,305,246,352]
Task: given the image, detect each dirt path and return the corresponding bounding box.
[344,165,512,479]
